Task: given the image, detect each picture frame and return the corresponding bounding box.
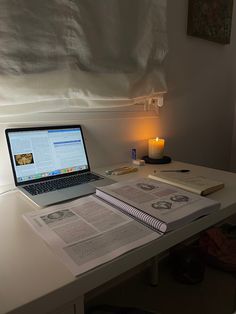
[187,0,234,44]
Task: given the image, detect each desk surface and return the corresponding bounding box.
[1,161,236,314]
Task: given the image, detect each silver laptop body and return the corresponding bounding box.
[5,125,114,207]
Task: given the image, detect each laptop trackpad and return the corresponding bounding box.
[62,184,95,198]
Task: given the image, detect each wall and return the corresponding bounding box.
[230,5,236,172]
[1,0,236,185]
[160,0,236,171]
[230,106,236,172]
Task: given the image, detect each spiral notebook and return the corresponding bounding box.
[96,177,221,233]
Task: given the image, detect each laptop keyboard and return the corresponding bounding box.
[23,173,102,196]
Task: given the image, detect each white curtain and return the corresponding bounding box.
[0,0,168,115]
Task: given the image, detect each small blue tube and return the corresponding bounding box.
[131,148,136,160]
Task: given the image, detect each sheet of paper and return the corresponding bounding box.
[23,195,160,276]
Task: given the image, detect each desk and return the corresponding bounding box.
[1,161,236,314]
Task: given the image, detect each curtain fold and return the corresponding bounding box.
[0,0,168,115]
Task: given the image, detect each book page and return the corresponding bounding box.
[23,195,160,276]
[149,173,224,195]
[110,179,199,214]
[99,178,220,230]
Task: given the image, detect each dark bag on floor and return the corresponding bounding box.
[170,244,205,284]
[199,227,236,272]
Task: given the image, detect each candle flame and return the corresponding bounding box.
[155,137,159,141]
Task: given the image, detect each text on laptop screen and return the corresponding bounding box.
[8,128,89,183]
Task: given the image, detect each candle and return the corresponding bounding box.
[148,137,165,159]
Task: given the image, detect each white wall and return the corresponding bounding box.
[230,107,236,172]
[229,5,236,172]
[160,0,236,171]
[1,0,236,186]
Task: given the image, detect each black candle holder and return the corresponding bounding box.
[142,155,172,164]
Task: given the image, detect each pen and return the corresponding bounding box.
[160,169,190,173]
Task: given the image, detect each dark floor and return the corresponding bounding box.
[86,260,236,314]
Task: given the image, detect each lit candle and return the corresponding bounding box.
[148,137,165,159]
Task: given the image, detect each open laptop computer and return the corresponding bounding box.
[5,125,114,207]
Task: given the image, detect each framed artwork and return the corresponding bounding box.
[187,0,234,44]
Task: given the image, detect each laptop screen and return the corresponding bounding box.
[5,125,90,186]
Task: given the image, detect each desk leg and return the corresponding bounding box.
[149,256,159,286]
[75,295,84,314]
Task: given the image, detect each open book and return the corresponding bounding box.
[148,172,224,196]
[96,177,221,233]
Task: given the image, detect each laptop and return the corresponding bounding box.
[5,125,114,207]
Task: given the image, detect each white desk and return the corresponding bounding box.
[1,161,236,314]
